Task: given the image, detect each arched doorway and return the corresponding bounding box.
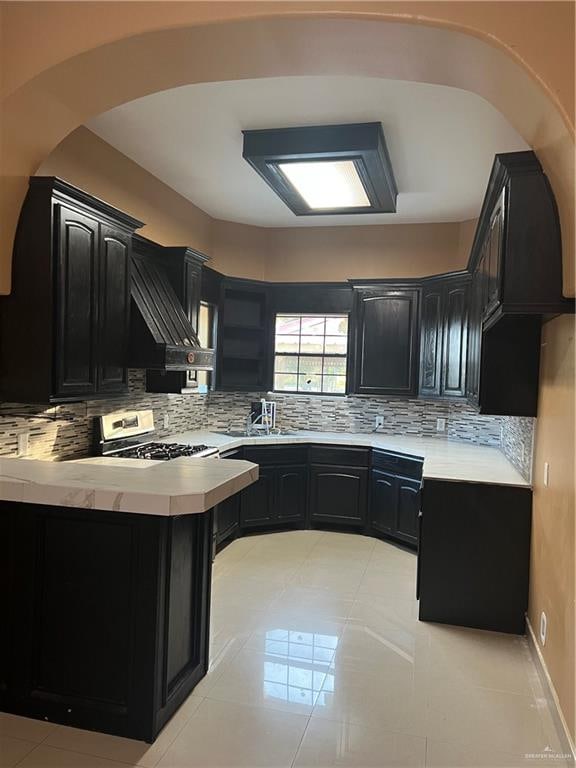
[1,13,574,295]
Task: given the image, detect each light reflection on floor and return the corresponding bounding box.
[262,628,338,707]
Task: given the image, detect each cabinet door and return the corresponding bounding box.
[309,465,368,526]
[442,280,468,397]
[396,477,421,546]
[240,466,275,527]
[54,205,99,398]
[369,469,398,535]
[97,225,130,394]
[216,493,240,544]
[353,289,419,396]
[419,284,443,397]
[485,193,504,318]
[466,271,482,406]
[276,465,307,522]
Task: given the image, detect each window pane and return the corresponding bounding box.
[299,356,323,374]
[298,373,322,392]
[273,313,348,395]
[324,335,347,355]
[276,315,301,335]
[275,373,298,391]
[275,355,298,373]
[325,316,348,336]
[322,375,346,394]
[300,316,325,335]
[300,335,324,354]
[276,335,300,353]
[322,356,347,375]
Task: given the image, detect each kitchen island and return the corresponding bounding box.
[0,456,258,742]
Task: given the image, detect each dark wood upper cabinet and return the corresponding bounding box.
[419,284,443,397]
[419,275,469,399]
[97,226,131,394]
[468,152,571,321]
[462,151,573,416]
[54,205,100,399]
[350,286,420,396]
[144,241,209,394]
[442,280,469,397]
[0,177,143,403]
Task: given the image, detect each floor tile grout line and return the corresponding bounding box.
[289,711,314,768]
[11,741,42,768]
[149,696,208,768]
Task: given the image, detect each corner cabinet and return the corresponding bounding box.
[350,286,420,396]
[0,177,143,403]
[463,151,572,417]
[419,275,470,399]
[369,450,423,548]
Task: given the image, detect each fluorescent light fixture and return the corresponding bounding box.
[242,123,397,216]
[278,160,370,210]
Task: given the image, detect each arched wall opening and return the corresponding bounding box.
[1,7,574,745]
[1,14,574,295]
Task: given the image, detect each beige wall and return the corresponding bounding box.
[529,315,575,740]
[38,127,213,256]
[1,7,574,295]
[265,223,464,282]
[40,127,468,281]
[1,1,574,743]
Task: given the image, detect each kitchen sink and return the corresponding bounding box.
[214,430,298,438]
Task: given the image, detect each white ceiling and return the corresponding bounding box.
[87,76,529,228]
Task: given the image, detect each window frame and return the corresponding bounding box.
[272,312,350,396]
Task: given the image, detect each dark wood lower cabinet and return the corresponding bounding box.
[213,449,242,552]
[309,465,368,526]
[240,466,276,527]
[369,451,423,548]
[276,465,308,522]
[396,478,421,546]
[418,479,532,634]
[368,468,397,536]
[1,502,212,742]
[240,464,307,528]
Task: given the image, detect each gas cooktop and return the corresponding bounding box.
[95,409,219,461]
[116,442,217,461]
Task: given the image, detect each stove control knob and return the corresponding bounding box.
[187,352,195,364]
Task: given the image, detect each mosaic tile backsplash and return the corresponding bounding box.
[0,370,534,481]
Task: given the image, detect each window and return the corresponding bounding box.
[273,314,348,394]
[191,301,216,389]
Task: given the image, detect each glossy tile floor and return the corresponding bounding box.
[1,531,572,768]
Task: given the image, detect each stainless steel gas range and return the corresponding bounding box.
[94,409,219,462]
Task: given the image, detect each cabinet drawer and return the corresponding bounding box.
[371,449,423,480]
[309,445,370,467]
[243,445,307,465]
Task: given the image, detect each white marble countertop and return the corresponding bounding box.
[0,430,528,518]
[166,430,530,488]
[0,455,259,516]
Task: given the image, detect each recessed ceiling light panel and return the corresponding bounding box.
[277,160,371,210]
[242,123,397,216]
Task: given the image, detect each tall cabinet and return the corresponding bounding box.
[464,152,570,416]
[0,177,143,403]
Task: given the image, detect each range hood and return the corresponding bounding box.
[128,243,214,372]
